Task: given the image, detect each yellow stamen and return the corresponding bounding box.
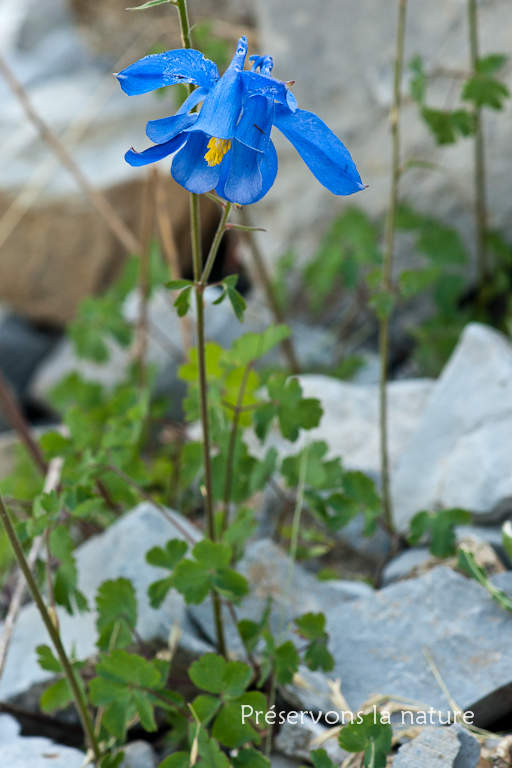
[204,137,231,167]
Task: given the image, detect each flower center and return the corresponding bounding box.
[204,137,231,167]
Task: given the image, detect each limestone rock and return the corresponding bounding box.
[392,324,512,529]
[324,566,512,726]
[0,713,85,768]
[275,714,348,765]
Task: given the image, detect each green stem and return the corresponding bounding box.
[201,202,232,285]
[0,495,101,765]
[379,0,407,535]
[174,0,228,660]
[468,0,489,289]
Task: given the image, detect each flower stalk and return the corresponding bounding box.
[0,495,102,765]
[467,0,489,288]
[379,0,408,534]
[175,0,227,659]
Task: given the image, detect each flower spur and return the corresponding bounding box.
[116,37,365,205]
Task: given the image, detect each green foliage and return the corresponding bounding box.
[254,373,322,442]
[96,578,138,651]
[189,654,265,749]
[294,612,334,672]
[408,508,472,558]
[303,208,381,314]
[338,713,392,768]
[173,540,249,604]
[457,547,512,613]
[213,275,247,322]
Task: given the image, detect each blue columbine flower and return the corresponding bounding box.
[116,37,365,205]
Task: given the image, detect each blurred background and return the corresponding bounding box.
[0,0,511,434]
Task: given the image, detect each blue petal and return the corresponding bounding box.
[241,71,297,112]
[115,49,219,96]
[223,141,264,205]
[235,95,274,153]
[171,132,222,194]
[256,139,278,202]
[125,134,187,166]
[176,86,209,115]
[146,112,197,143]
[191,71,243,139]
[216,139,278,205]
[273,106,365,195]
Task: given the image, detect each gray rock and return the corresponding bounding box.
[451,724,481,768]
[393,727,461,768]
[323,566,512,726]
[392,324,512,529]
[269,756,302,768]
[275,714,348,764]
[381,548,432,586]
[246,374,434,477]
[253,0,512,277]
[189,538,373,653]
[0,713,85,768]
[121,741,158,768]
[0,503,210,704]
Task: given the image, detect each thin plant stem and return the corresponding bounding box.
[0,51,141,256]
[467,0,489,287]
[239,208,300,374]
[0,495,101,765]
[265,447,309,757]
[174,0,228,659]
[378,0,408,534]
[201,202,232,284]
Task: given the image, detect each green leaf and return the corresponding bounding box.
[40,678,73,713]
[295,612,326,640]
[274,640,300,685]
[146,539,188,570]
[399,267,440,298]
[36,644,62,673]
[462,73,509,110]
[211,568,249,602]
[132,689,157,732]
[189,654,252,697]
[338,713,392,768]
[226,286,246,322]
[232,749,271,768]
[148,575,174,609]
[166,279,193,290]
[191,694,222,725]
[172,559,210,604]
[96,650,161,688]
[409,508,472,558]
[304,639,334,672]
[477,53,507,75]
[212,692,266,748]
[158,753,191,768]
[309,750,335,768]
[421,107,474,144]
[96,578,137,651]
[174,285,193,317]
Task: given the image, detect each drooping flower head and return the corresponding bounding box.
[116,37,365,205]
